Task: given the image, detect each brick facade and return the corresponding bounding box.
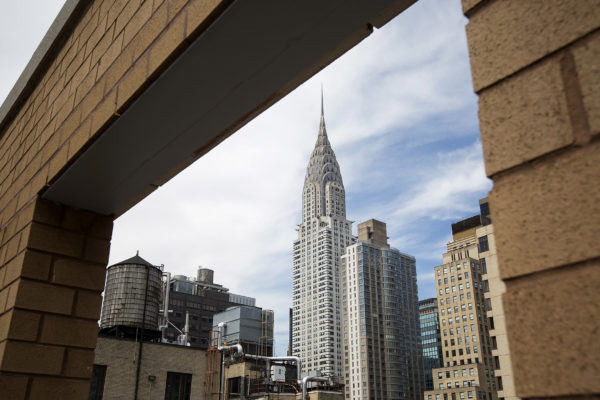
[93,336,206,399]
[462,0,600,398]
[0,1,229,398]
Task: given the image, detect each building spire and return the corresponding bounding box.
[321,84,324,116]
[317,86,329,146]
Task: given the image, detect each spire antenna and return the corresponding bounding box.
[320,84,324,116]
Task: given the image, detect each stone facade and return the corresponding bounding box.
[92,336,207,399]
[462,1,600,398]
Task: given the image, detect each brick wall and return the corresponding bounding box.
[0,198,112,399]
[463,0,600,398]
[93,336,207,399]
[0,0,229,231]
[0,1,229,398]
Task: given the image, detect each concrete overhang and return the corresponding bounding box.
[40,0,416,217]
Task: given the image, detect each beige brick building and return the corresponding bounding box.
[425,235,495,400]
[475,220,517,400]
[425,199,520,400]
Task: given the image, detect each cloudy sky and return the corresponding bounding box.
[1,0,492,356]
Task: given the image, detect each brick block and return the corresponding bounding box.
[573,33,600,137]
[503,261,600,397]
[148,11,185,76]
[3,250,51,285]
[490,140,600,279]
[64,49,87,88]
[0,289,8,314]
[79,75,106,120]
[84,237,111,265]
[90,23,115,69]
[74,65,98,107]
[0,373,29,400]
[105,41,135,91]
[6,309,40,342]
[74,290,103,319]
[115,0,143,36]
[64,348,95,378]
[30,165,49,196]
[466,0,600,91]
[77,9,100,47]
[117,56,148,110]
[478,57,573,176]
[67,117,92,159]
[90,88,117,136]
[47,144,69,182]
[0,310,10,341]
[133,1,168,61]
[61,207,98,234]
[123,0,154,47]
[52,258,106,291]
[84,13,109,60]
[40,315,99,348]
[31,199,62,226]
[3,234,22,265]
[186,0,223,38]
[13,279,74,315]
[68,55,92,98]
[15,202,35,233]
[0,340,64,375]
[97,32,125,79]
[169,0,189,22]
[29,376,91,400]
[26,221,85,258]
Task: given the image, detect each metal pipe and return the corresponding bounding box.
[182,311,190,346]
[301,376,329,400]
[217,321,226,347]
[218,343,243,354]
[218,344,242,400]
[159,272,171,341]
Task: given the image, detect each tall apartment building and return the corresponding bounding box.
[420,298,443,391]
[340,219,422,400]
[292,98,353,378]
[424,214,497,400]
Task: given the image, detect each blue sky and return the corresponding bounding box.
[1,0,492,356]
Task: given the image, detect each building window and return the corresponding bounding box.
[227,377,245,398]
[165,372,192,400]
[89,364,107,400]
[478,236,489,252]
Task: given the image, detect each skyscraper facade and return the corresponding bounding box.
[340,219,423,400]
[291,99,353,378]
[476,199,518,400]
[424,205,499,400]
[419,298,443,391]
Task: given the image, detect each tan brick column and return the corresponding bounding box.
[463,0,600,398]
[0,198,112,399]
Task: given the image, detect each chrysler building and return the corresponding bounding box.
[291,95,353,378]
